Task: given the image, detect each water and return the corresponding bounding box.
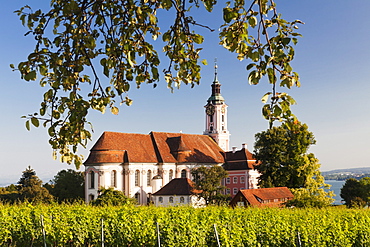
[325,180,345,205]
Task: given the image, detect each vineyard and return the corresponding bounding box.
[0,204,370,246]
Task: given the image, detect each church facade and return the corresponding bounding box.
[83,66,260,204]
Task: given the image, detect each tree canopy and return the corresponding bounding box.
[191,166,229,205]
[254,120,333,207]
[91,187,134,206]
[17,166,54,203]
[13,0,302,167]
[340,177,370,208]
[47,169,85,202]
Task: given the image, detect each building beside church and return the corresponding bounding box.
[83,65,260,204]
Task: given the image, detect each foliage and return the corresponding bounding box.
[47,169,84,203]
[254,120,334,207]
[191,166,229,205]
[16,166,53,204]
[1,204,370,246]
[91,187,134,206]
[13,0,302,167]
[340,177,370,208]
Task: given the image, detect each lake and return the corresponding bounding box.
[325,180,345,205]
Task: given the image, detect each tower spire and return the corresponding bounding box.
[203,62,230,151]
[214,58,218,82]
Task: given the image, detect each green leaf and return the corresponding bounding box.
[31,117,39,127]
[24,70,37,81]
[248,16,257,27]
[267,67,276,84]
[201,59,208,65]
[25,120,30,131]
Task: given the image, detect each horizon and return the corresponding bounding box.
[1,1,370,182]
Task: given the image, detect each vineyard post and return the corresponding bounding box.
[156,222,161,247]
[213,224,220,247]
[101,218,104,247]
[40,215,46,247]
[296,231,302,247]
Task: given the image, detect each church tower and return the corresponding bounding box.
[203,63,230,151]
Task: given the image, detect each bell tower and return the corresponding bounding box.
[203,62,230,151]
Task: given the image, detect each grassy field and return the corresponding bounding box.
[0,203,369,246]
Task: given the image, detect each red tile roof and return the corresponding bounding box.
[151,132,225,163]
[230,187,294,207]
[152,178,201,195]
[84,132,158,163]
[84,131,225,165]
[223,148,257,170]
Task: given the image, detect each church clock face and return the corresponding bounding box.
[206,104,215,116]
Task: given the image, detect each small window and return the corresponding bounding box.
[233,188,238,195]
[226,177,230,184]
[233,177,238,184]
[237,201,244,207]
[89,171,95,189]
[89,194,94,201]
[147,170,152,186]
[135,170,140,186]
[180,197,185,203]
[159,197,163,203]
[181,169,187,178]
[240,176,245,183]
[135,193,140,204]
[169,169,173,181]
[226,189,231,195]
[111,170,117,188]
[169,197,174,203]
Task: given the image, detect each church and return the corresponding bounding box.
[83,66,260,204]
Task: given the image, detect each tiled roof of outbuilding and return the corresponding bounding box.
[230,187,294,207]
[152,178,202,196]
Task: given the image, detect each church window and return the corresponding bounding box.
[180,197,185,203]
[222,115,224,122]
[135,170,140,186]
[181,169,187,178]
[226,177,230,184]
[147,170,152,186]
[111,170,117,188]
[169,169,173,181]
[89,171,95,189]
[159,197,163,203]
[233,188,238,195]
[233,177,238,184]
[210,115,213,123]
[169,196,174,203]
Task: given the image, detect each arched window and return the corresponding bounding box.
[135,170,140,186]
[169,169,173,181]
[181,169,187,178]
[89,194,94,201]
[147,170,152,186]
[89,171,95,189]
[111,170,117,188]
[180,197,185,203]
[169,196,174,203]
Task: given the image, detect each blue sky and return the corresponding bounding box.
[1,1,370,185]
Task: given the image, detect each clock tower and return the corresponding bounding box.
[203,64,230,151]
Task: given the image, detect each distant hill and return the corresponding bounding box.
[322,167,370,176]
[322,167,370,181]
